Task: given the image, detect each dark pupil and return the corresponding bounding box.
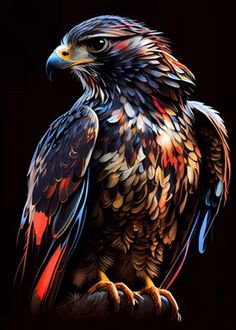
[90,38,105,51]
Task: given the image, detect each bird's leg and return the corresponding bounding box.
[88,271,120,312]
[136,275,180,320]
[88,271,143,312]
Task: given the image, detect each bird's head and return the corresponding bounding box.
[46,15,194,103]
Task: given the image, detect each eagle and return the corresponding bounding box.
[15,15,230,319]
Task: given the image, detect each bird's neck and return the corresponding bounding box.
[81,78,184,120]
[80,61,194,110]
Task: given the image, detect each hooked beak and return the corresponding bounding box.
[46,52,72,81]
[46,45,94,81]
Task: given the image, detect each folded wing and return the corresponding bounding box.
[15,106,99,310]
[161,101,230,289]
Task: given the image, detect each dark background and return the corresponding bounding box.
[2,0,236,329]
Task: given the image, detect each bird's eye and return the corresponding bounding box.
[85,38,109,53]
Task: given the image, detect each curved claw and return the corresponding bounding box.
[136,286,180,320]
[159,288,180,320]
[115,282,144,312]
[88,275,143,314]
[136,286,162,313]
[88,280,121,312]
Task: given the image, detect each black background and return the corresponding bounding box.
[2,0,236,329]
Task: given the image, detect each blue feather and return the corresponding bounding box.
[198,211,209,254]
[205,189,212,207]
[215,181,223,197]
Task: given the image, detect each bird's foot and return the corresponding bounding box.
[88,274,120,312]
[115,282,144,312]
[136,276,180,320]
[88,272,143,313]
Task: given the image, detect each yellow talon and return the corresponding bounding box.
[136,275,180,320]
[88,271,143,313]
[88,271,120,312]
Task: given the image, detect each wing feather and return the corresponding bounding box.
[15,106,99,309]
[161,101,230,288]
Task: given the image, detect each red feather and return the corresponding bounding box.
[152,96,166,114]
[114,40,129,50]
[34,244,65,300]
[33,211,48,246]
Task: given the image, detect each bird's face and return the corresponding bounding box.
[46,16,170,91]
[46,37,107,79]
[46,15,194,103]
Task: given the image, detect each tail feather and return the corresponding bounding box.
[34,244,65,301]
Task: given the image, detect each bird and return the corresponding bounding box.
[15,15,230,318]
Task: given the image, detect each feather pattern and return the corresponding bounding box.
[16,105,98,308]
[16,15,230,308]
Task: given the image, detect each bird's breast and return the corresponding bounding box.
[91,113,201,222]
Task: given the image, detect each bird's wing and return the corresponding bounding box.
[15,106,99,309]
[161,101,230,289]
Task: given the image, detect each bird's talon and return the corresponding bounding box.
[134,292,145,302]
[115,282,141,310]
[88,279,121,312]
[137,277,179,320]
[159,288,180,320]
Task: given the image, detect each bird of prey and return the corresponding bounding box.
[15,15,230,318]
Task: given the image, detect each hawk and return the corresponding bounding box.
[15,15,230,319]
